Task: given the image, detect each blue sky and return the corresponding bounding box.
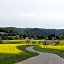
[0,0,64,29]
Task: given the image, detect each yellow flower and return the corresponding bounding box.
[0,44,26,54]
[40,45,64,50]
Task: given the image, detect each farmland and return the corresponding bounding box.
[2,40,44,44]
[34,40,64,58]
[0,40,64,64]
[0,44,38,64]
[0,44,24,54]
[40,45,64,50]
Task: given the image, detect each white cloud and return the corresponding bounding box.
[19,13,37,18]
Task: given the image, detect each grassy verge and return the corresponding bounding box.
[0,45,39,64]
[34,45,64,58]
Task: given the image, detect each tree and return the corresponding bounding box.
[56,36,60,40]
[0,37,3,44]
[25,37,30,45]
[43,40,46,45]
[23,34,27,39]
[15,35,19,40]
[32,41,36,44]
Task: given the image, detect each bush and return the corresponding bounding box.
[43,40,46,45]
[32,41,36,44]
[0,39,3,44]
[55,40,60,45]
[38,41,41,44]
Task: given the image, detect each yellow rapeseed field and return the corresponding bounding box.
[40,45,64,50]
[0,44,26,54]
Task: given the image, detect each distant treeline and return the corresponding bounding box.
[0,27,64,40]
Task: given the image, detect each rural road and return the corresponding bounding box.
[16,46,64,64]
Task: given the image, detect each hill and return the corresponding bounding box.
[0,27,64,40]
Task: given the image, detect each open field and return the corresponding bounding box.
[2,40,26,44]
[59,40,64,45]
[2,40,44,44]
[0,44,38,64]
[40,45,64,50]
[0,44,25,54]
[34,45,64,58]
[2,40,64,45]
[0,40,64,64]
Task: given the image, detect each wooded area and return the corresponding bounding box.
[0,27,64,40]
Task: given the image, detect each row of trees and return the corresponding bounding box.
[0,27,64,40]
[0,33,64,40]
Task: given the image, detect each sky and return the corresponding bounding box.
[0,0,64,29]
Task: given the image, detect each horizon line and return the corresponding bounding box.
[0,26,64,29]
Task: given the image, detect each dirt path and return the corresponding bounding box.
[15,46,64,64]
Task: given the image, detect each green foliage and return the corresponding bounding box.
[32,41,36,44]
[0,39,3,44]
[43,40,46,45]
[0,27,64,40]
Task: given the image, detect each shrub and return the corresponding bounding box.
[0,39,3,44]
[32,41,36,44]
[38,41,41,44]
